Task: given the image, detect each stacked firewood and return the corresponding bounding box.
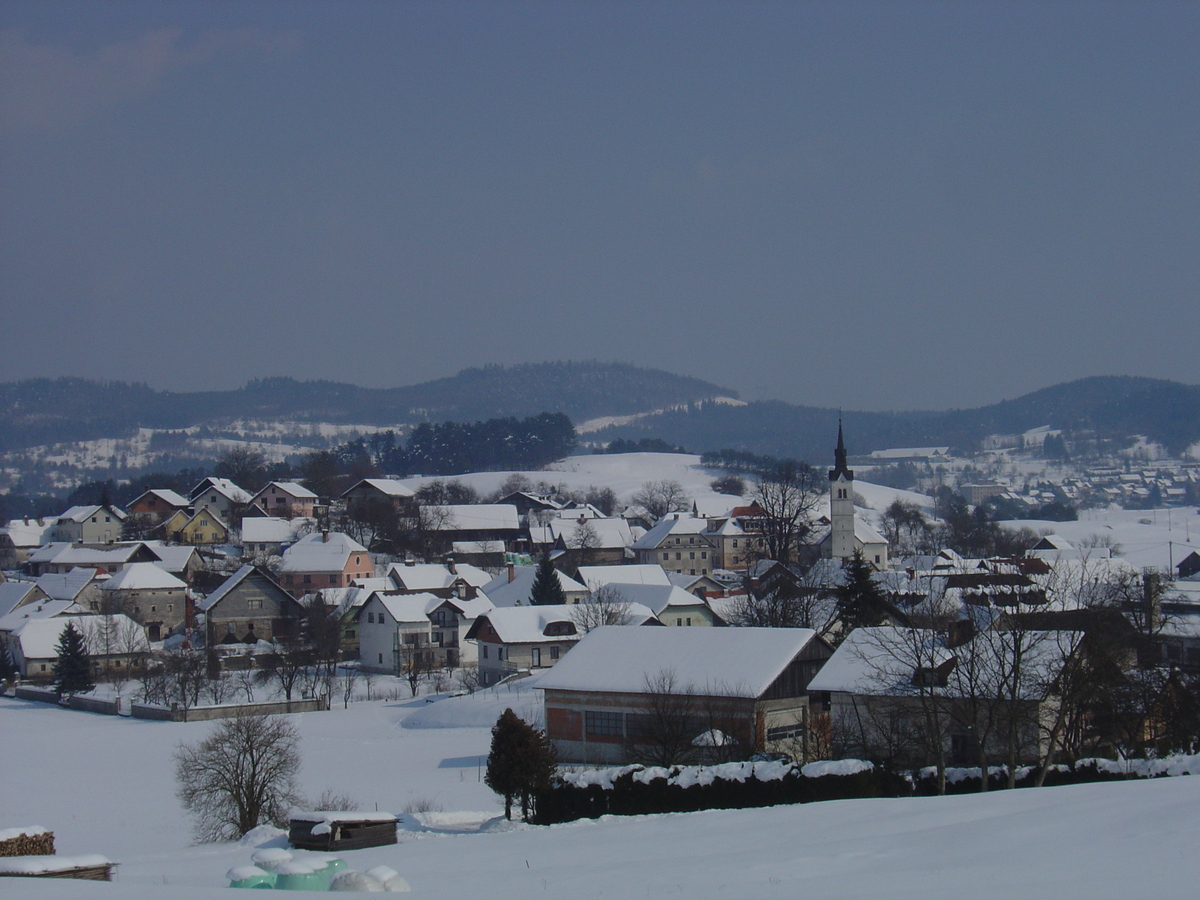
[0,829,55,857]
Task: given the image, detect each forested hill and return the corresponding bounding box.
[0,362,734,451]
[590,376,1200,460]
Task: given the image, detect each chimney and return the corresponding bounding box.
[322,530,329,543]
[446,556,457,575]
[1143,569,1162,633]
[507,562,516,583]
[405,557,415,567]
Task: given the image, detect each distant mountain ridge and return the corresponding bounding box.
[0,362,735,452]
[589,376,1200,461]
[1,369,1196,462]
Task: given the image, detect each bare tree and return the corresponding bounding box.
[625,669,699,766]
[340,664,360,708]
[457,663,483,694]
[632,480,691,522]
[571,584,634,633]
[398,642,434,697]
[727,565,837,631]
[753,461,823,566]
[175,715,302,842]
[215,446,269,494]
[566,519,603,569]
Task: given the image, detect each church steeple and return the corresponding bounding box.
[829,418,854,483]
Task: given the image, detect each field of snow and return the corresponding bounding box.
[1004,505,1200,572]
[401,452,932,519]
[3,674,1200,899]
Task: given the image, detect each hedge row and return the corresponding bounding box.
[532,763,906,825]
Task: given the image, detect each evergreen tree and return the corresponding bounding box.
[835,551,889,635]
[529,555,566,606]
[0,643,17,683]
[485,708,557,820]
[53,621,94,695]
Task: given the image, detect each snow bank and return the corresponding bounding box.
[801,759,874,779]
[564,759,869,791]
[0,826,47,843]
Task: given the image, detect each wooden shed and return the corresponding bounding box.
[288,811,398,851]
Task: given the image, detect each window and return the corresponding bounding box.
[686,617,691,626]
[532,648,541,667]
[675,552,681,560]
[150,605,157,613]
[689,552,695,559]
[483,645,489,659]
[367,612,374,623]
[378,653,383,664]
[303,575,312,584]
[875,555,881,564]
[766,723,804,742]
[329,574,338,584]
[247,599,262,610]
[550,646,559,660]
[701,552,707,560]
[732,540,739,548]
[585,710,623,737]
[676,617,682,626]
[167,604,173,613]
[662,552,668,560]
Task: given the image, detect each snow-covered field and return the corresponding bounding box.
[1005,505,1200,572]
[3,676,1199,899]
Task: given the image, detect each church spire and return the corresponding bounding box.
[829,418,854,482]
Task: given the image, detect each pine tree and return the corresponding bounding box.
[835,550,888,635]
[53,621,95,696]
[0,643,17,683]
[485,708,558,820]
[529,555,566,606]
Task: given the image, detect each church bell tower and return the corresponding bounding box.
[829,420,856,561]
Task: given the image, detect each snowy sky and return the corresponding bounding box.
[1,2,1197,411]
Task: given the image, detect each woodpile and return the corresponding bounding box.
[0,829,55,858]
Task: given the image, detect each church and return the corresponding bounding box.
[814,422,889,570]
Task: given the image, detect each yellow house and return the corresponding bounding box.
[179,510,230,546]
[162,510,190,543]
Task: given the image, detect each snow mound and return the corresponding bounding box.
[802,759,874,778]
[239,823,288,847]
[401,680,545,729]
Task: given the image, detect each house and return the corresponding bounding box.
[99,562,189,641]
[481,565,589,607]
[278,532,374,598]
[465,605,583,685]
[249,481,319,519]
[24,541,163,577]
[240,517,314,560]
[630,515,719,577]
[176,509,231,546]
[423,504,523,547]
[199,565,303,646]
[139,542,204,583]
[35,567,103,610]
[0,581,48,621]
[126,489,191,524]
[530,515,635,568]
[190,477,253,521]
[4,614,148,681]
[1177,551,1200,580]
[595,583,721,627]
[385,559,492,597]
[1,517,57,566]
[807,625,1079,768]
[357,592,438,673]
[575,564,673,591]
[54,505,127,543]
[539,626,833,765]
[340,478,417,513]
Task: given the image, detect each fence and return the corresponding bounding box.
[11,686,323,721]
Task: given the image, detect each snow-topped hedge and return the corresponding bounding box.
[534,759,894,824]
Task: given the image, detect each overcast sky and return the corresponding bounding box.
[1,1,1197,412]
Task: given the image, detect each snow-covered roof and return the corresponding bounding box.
[100,562,186,592]
[35,568,99,601]
[241,517,315,544]
[536,626,820,698]
[545,517,634,550]
[56,504,127,523]
[469,604,579,644]
[253,481,318,500]
[131,488,190,508]
[340,478,416,499]
[139,542,199,575]
[0,582,41,619]
[0,600,82,632]
[631,515,715,550]
[280,532,368,573]
[426,504,520,531]
[374,592,442,625]
[2,517,57,548]
[430,593,494,621]
[808,626,1079,699]
[30,543,146,567]
[191,478,253,504]
[386,562,492,591]
[11,614,147,660]
[576,564,673,590]
[692,497,737,518]
[481,566,588,607]
[585,583,708,618]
